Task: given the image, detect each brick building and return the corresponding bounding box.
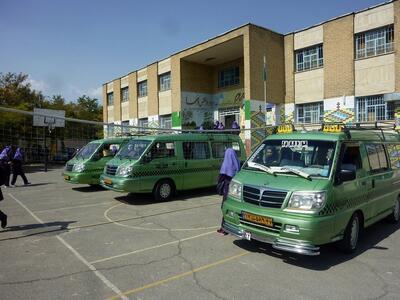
[103,0,400,151]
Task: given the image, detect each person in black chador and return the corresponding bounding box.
[0,163,8,228]
[10,148,30,186]
[0,146,12,187]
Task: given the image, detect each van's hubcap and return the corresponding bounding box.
[394,200,400,221]
[160,183,171,198]
[350,217,359,249]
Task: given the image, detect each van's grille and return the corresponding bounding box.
[243,186,287,209]
[106,165,118,176]
[65,164,73,172]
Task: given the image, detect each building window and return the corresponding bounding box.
[121,87,129,102]
[296,102,324,124]
[355,25,394,59]
[138,118,148,130]
[121,120,130,134]
[295,44,323,72]
[107,92,114,106]
[356,95,395,122]
[159,72,171,92]
[218,66,239,88]
[160,114,172,129]
[138,81,148,98]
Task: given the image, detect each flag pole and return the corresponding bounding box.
[263,54,267,124]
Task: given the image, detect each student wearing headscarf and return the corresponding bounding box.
[217,122,225,130]
[213,120,220,130]
[0,163,8,228]
[231,121,240,135]
[217,148,240,234]
[0,146,12,187]
[10,148,30,186]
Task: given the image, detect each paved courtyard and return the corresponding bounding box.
[0,166,399,299]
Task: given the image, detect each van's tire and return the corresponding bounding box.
[153,179,174,201]
[337,212,361,254]
[387,198,400,224]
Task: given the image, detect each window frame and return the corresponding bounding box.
[218,66,240,88]
[295,44,324,72]
[211,142,241,159]
[107,92,114,106]
[296,102,324,124]
[137,80,148,98]
[365,143,389,173]
[159,72,171,92]
[355,25,394,59]
[121,87,129,103]
[356,95,395,122]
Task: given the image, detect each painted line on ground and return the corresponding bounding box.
[104,203,219,232]
[33,201,114,213]
[90,230,216,264]
[8,193,128,300]
[106,251,249,300]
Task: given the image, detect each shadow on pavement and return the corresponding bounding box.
[24,164,64,174]
[72,185,105,193]
[0,221,76,241]
[13,183,53,188]
[233,220,400,270]
[114,186,218,205]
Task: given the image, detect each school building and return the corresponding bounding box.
[103,0,400,151]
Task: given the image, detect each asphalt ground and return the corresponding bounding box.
[0,167,399,300]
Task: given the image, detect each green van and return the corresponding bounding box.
[100,133,246,200]
[222,124,400,255]
[63,137,129,185]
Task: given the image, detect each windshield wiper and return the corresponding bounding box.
[246,162,275,175]
[275,166,311,180]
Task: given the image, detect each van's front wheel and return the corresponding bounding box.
[337,213,361,254]
[153,180,174,201]
[387,198,400,223]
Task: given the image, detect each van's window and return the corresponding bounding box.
[75,143,100,159]
[341,145,362,170]
[100,144,120,158]
[116,140,151,160]
[149,142,175,159]
[211,142,240,158]
[386,144,400,169]
[246,140,335,178]
[366,144,388,172]
[183,142,210,160]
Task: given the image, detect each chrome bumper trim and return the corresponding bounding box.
[222,221,320,256]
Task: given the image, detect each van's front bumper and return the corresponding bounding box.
[222,221,320,256]
[62,171,100,185]
[222,197,336,256]
[99,175,151,193]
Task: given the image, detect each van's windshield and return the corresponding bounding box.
[245,140,336,178]
[75,143,100,159]
[116,140,151,160]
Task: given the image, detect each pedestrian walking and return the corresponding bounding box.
[0,163,8,228]
[216,148,240,235]
[10,148,30,186]
[0,146,12,187]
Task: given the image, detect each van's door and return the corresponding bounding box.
[182,141,213,189]
[145,141,183,190]
[334,143,370,233]
[364,143,394,220]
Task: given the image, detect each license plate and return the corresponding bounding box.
[64,175,70,180]
[244,231,251,240]
[242,212,273,227]
[103,178,112,185]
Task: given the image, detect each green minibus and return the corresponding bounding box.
[63,137,129,185]
[222,124,400,255]
[100,133,246,200]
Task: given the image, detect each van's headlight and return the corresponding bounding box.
[287,191,326,212]
[228,180,242,201]
[117,165,133,177]
[72,163,85,172]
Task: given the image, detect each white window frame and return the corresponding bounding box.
[296,102,324,124]
[159,72,171,92]
[160,114,172,129]
[121,87,129,102]
[107,92,114,106]
[355,25,394,59]
[355,95,395,122]
[138,81,148,98]
[295,44,323,72]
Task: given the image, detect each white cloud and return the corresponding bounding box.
[27,78,49,92]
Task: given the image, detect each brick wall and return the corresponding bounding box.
[113,79,121,121]
[284,34,294,103]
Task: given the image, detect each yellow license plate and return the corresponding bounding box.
[104,178,112,185]
[64,175,70,180]
[242,212,273,227]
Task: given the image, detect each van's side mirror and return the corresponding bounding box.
[339,168,356,182]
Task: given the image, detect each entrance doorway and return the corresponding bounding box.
[219,108,239,129]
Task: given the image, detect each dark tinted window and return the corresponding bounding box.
[341,145,362,170]
[149,142,175,159]
[183,142,210,160]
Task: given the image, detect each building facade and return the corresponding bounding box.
[103,1,400,152]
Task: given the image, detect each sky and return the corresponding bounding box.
[0,0,384,103]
